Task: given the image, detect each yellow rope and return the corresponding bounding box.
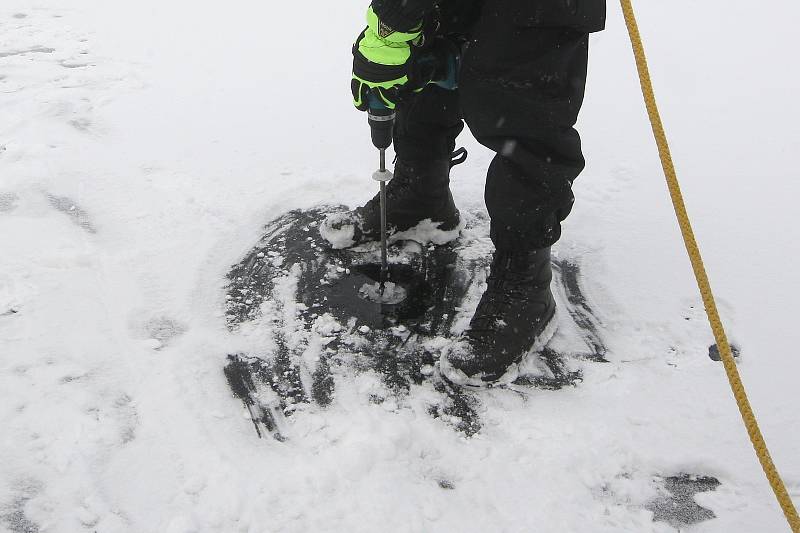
[618,1,799,530]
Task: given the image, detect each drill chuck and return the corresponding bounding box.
[367,107,395,150]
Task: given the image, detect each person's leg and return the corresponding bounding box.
[321,83,464,246]
[320,84,464,247]
[443,4,593,382]
[392,84,463,163]
[461,19,589,250]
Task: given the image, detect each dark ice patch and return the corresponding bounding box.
[1,480,41,533]
[224,206,608,440]
[553,259,607,362]
[310,355,335,407]
[430,379,482,437]
[12,13,28,19]
[708,343,741,362]
[647,474,720,528]
[224,355,286,441]
[513,347,582,389]
[45,194,95,233]
[437,479,455,490]
[1,502,39,533]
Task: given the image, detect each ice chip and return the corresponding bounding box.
[358,281,407,305]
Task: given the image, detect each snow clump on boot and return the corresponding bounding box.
[320,211,358,249]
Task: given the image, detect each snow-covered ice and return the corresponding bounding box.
[1,0,799,532]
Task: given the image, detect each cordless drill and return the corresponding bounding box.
[367,97,394,288]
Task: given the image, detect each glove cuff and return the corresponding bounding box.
[366,7,421,43]
[370,0,425,34]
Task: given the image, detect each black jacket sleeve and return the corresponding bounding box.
[371,0,436,33]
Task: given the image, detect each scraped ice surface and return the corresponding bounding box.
[358,281,407,304]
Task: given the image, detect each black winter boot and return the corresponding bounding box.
[442,247,556,384]
[321,153,463,248]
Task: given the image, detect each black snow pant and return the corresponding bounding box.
[392,0,601,251]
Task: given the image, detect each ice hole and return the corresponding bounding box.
[358,281,408,305]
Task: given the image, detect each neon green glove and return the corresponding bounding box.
[351,7,423,111]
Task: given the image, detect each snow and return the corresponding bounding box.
[1,0,799,532]
[390,218,463,247]
[319,212,357,250]
[319,211,462,250]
